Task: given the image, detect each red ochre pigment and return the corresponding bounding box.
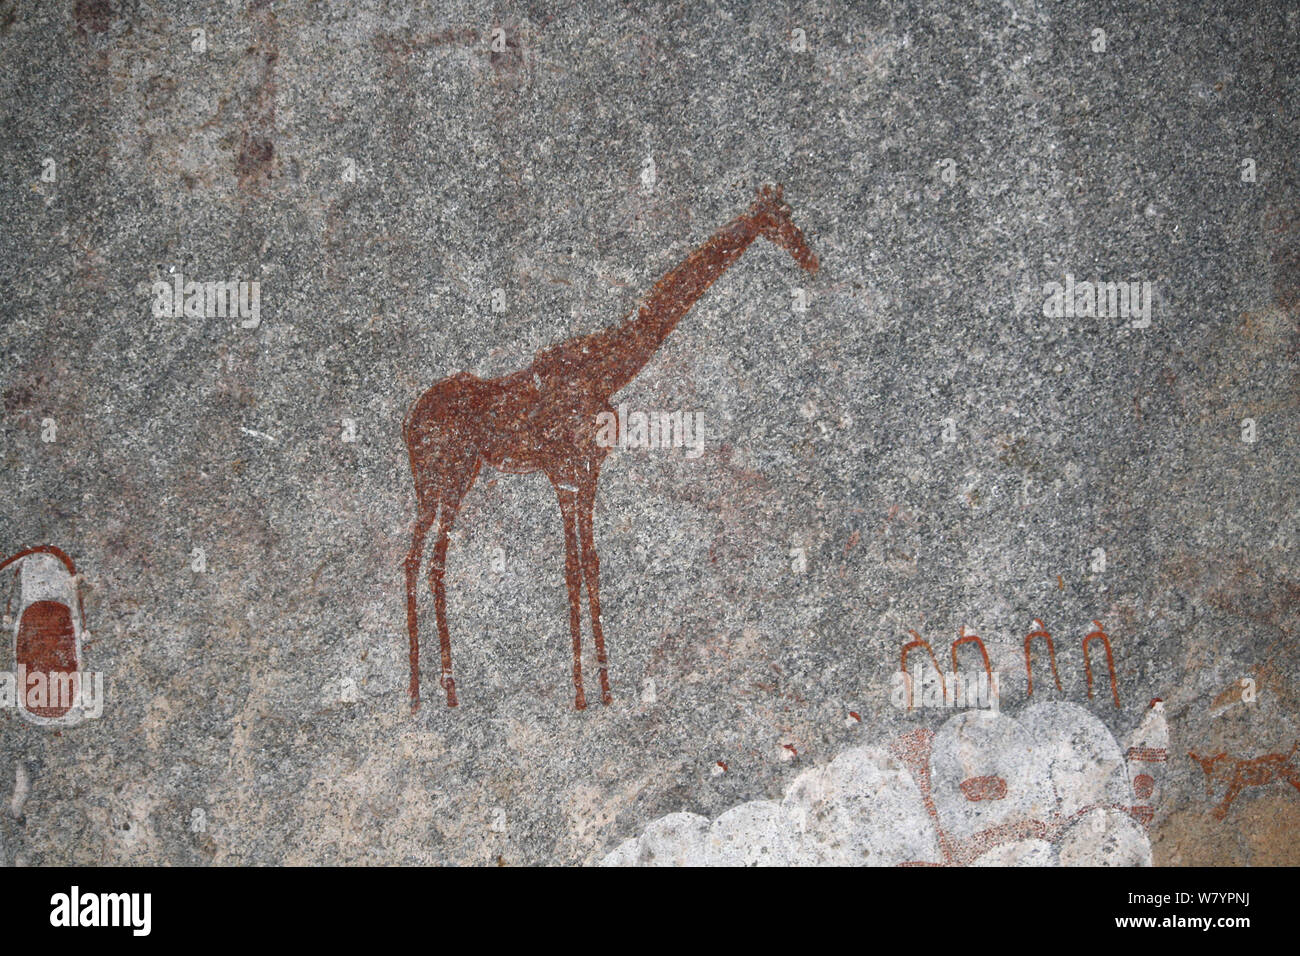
[1133,773,1156,800]
[960,775,1009,802]
[1189,743,1300,820]
[17,599,77,718]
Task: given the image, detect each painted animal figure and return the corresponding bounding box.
[403,185,819,710]
[1188,742,1300,820]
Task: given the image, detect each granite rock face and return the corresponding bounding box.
[0,1,1296,865]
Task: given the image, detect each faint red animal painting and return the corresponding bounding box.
[1188,743,1300,820]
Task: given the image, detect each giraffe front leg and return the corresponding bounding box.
[405,506,437,712]
[578,472,611,706]
[555,485,587,710]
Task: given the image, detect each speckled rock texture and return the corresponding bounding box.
[0,0,1296,865]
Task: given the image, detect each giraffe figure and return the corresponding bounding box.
[403,185,819,710]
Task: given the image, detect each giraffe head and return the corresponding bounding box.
[749,184,819,273]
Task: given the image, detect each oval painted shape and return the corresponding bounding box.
[16,600,78,718]
[1133,773,1155,799]
[959,775,1008,802]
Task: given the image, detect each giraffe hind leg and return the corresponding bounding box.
[429,498,463,707]
[426,457,480,708]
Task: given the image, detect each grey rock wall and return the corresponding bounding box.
[0,0,1295,865]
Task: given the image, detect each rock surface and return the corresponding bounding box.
[0,1,1296,865]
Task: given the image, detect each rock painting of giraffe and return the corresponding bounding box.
[403,185,820,710]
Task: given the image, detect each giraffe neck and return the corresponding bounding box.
[580,212,761,397]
